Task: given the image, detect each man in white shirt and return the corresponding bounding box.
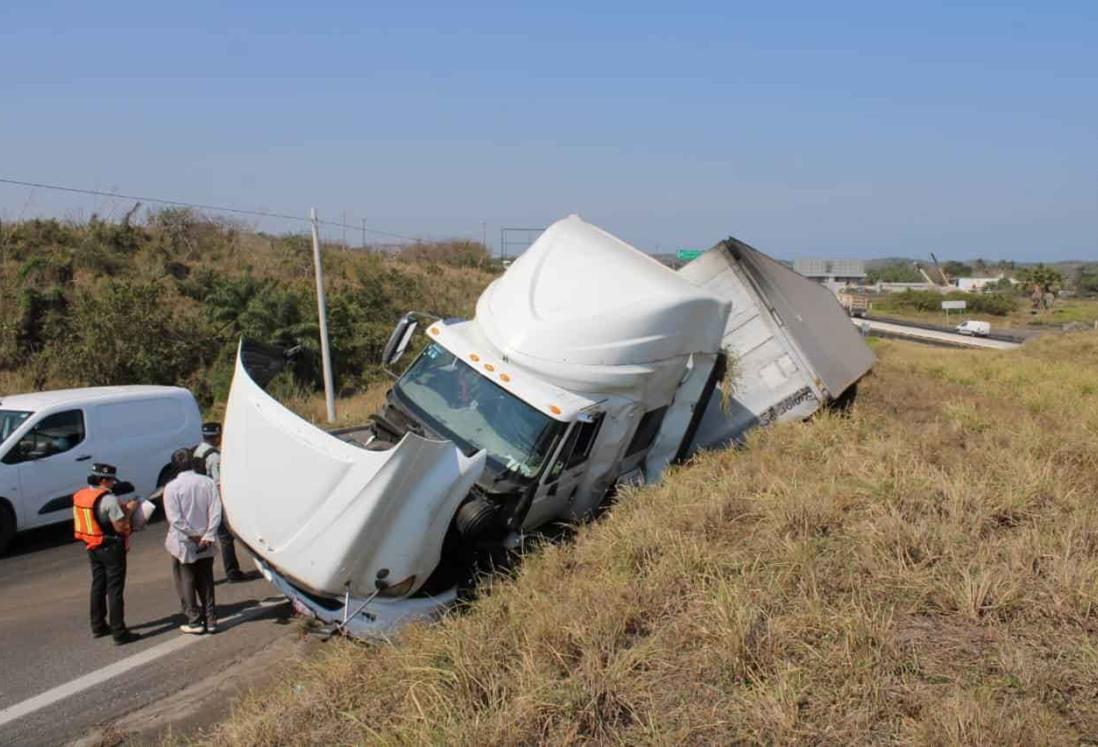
[163,448,222,634]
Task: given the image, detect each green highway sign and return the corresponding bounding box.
[676,249,703,261]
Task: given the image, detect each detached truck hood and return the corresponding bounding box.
[221,345,485,599]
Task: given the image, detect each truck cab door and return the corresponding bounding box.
[2,409,90,529]
[523,414,604,530]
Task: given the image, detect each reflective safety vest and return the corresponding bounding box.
[73,487,112,549]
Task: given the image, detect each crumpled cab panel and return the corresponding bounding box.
[221,345,485,599]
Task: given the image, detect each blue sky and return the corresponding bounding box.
[1,1,1095,260]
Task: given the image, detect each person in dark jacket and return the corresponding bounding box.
[193,422,246,582]
[73,463,141,645]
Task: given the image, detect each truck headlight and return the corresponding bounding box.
[376,575,416,598]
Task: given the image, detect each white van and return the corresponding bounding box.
[956,320,991,337]
[0,386,202,553]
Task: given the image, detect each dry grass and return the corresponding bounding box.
[282,383,391,428]
[201,333,1098,746]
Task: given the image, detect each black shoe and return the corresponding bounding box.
[92,627,111,639]
[227,570,248,583]
[113,630,141,646]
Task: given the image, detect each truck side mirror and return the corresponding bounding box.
[382,313,419,369]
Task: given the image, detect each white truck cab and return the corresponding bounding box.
[0,386,202,553]
[221,215,875,635]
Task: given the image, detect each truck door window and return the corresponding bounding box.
[625,406,668,457]
[2,409,86,464]
[566,414,603,468]
[547,414,604,480]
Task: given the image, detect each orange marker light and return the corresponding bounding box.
[429,327,439,336]
[549,405,562,415]
[469,353,480,362]
[500,373,511,383]
[484,363,495,372]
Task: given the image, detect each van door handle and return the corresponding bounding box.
[75,455,91,462]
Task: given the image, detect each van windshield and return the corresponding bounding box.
[393,344,563,481]
[0,410,32,443]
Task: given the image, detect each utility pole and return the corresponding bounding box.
[310,208,337,423]
[482,221,487,250]
[341,211,347,249]
[361,218,367,249]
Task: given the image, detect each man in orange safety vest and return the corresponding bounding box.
[73,463,141,645]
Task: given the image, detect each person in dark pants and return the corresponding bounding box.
[73,463,141,645]
[193,422,246,582]
[163,449,222,634]
[170,554,215,632]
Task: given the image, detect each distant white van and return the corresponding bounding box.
[0,386,202,553]
[956,320,991,337]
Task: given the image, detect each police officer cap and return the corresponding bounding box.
[91,463,117,479]
[202,422,222,438]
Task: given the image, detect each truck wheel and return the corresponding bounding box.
[830,383,859,415]
[455,497,496,540]
[0,500,15,556]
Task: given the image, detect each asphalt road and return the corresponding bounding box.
[0,518,294,746]
[856,318,1022,350]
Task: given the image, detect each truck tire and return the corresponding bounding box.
[830,382,859,415]
[0,500,15,556]
[455,497,496,540]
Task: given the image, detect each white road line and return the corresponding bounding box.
[0,598,286,728]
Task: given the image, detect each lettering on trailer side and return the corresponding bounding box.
[756,387,818,428]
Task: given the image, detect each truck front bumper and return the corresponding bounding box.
[256,558,458,637]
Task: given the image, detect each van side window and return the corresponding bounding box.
[625,406,668,457]
[2,409,86,464]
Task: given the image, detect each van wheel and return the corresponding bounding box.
[0,500,15,556]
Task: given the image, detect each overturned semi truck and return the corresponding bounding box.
[220,215,875,635]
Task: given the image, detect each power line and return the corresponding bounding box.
[0,176,425,242]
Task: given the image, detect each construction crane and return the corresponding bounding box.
[912,261,941,288]
[929,252,951,286]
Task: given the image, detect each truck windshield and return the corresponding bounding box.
[393,344,562,480]
[0,410,32,443]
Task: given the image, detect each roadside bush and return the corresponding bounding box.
[398,239,490,268]
[49,280,208,386]
[881,289,1017,316]
[0,214,497,407]
[2,218,80,260]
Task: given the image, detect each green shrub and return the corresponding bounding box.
[880,289,1017,316]
[0,214,497,407]
[49,280,208,386]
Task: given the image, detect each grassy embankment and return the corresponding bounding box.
[0,213,496,416]
[204,332,1098,744]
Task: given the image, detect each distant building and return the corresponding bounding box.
[875,281,939,294]
[953,277,1008,292]
[792,258,867,294]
